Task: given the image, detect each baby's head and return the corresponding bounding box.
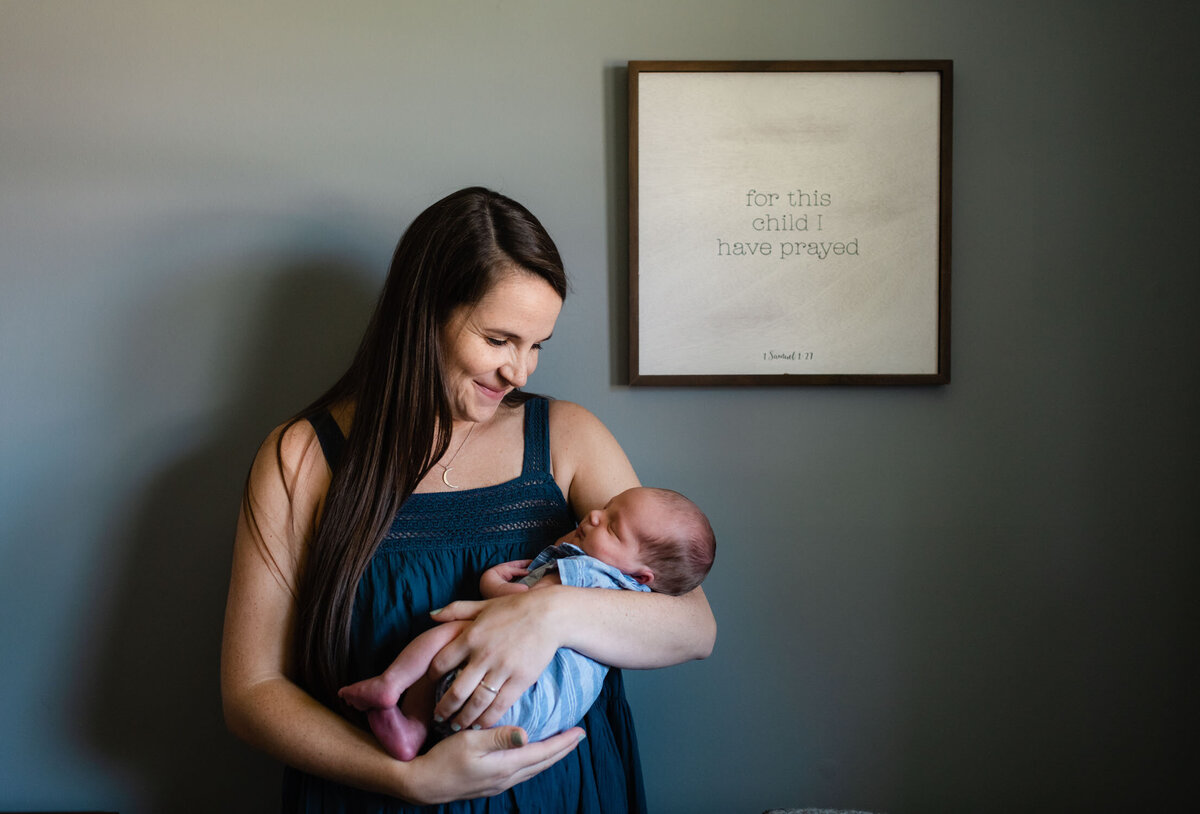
[562,486,715,596]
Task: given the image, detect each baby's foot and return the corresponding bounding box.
[338,676,399,711]
[368,706,429,762]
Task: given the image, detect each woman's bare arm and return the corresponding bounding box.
[220,421,582,803]
[428,400,716,729]
[551,400,716,664]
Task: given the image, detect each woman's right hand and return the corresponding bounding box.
[404,725,585,804]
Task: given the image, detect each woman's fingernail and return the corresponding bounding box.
[471,724,481,730]
[430,607,444,615]
[450,723,462,732]
[433,715,444,723]
[510,730,525,747]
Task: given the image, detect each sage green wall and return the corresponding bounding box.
[1,2,1196,812]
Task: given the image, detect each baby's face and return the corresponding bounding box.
[558,488,659,575]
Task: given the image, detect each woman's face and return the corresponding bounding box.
[438,268,563,424]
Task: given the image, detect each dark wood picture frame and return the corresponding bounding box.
[628,60,953,386]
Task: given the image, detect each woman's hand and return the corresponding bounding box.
[429,578,715,733]
[405,724,584,804]
[427,588,566,730]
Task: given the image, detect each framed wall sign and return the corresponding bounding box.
[629,60,952,385]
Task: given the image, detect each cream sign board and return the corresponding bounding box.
[629,61,953,385]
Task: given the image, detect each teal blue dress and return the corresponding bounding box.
[282,397,647,813]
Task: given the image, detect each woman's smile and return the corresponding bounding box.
[474,379,507,402]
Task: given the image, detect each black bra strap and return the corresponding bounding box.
[307,411,345,472]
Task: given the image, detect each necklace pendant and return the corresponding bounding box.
[438,422,475,490]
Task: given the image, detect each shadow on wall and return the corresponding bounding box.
[83,258,378,813]
[602,62,630,388]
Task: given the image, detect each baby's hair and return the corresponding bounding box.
[638,488,716,595]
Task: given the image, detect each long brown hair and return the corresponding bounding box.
[251,187,567,709]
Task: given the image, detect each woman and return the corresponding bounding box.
[221,187,716,811]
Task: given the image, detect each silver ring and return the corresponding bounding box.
[479,681,500,694]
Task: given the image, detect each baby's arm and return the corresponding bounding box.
[480,559,534,598]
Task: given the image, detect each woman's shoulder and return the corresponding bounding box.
[246,415,335,507]
[547,398,612,444]
[263,402,352,465]
[546,399,639,513]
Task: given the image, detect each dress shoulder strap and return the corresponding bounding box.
[307,401,548,477]
[522,397,552,475]
[306,410,345,472]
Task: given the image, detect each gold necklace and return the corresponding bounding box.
[437,423,476,489]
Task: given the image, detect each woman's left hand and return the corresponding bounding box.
[426,588,564,731]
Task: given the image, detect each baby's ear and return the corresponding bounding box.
[631,570,654,587]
